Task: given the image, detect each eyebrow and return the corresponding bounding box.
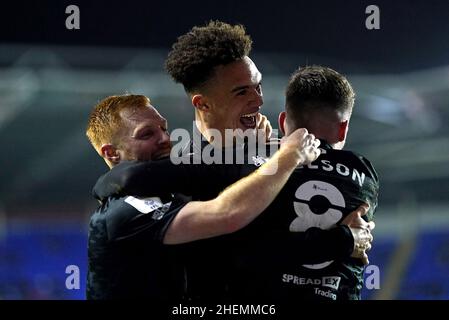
[231,85,251,93]
[132,119,167,135]
[133,123,156,134]
[230,75,262,93]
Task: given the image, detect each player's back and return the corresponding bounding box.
[229,141,379,300]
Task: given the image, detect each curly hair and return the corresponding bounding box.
[285,65,355,126]
[165,21,252,93]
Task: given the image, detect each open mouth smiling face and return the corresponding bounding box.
[240,110,259,129]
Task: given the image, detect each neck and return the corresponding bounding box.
[194,116,215,144]
[287,127,343,150]
[194,113,232,147]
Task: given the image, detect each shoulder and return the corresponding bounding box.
[89,196,140,240]
[90,195,184,242]
[349,151,379,184]
[326,149,379,183]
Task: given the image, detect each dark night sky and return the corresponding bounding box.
[2,0,449,72]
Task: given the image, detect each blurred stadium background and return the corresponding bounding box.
[1,0,448,299]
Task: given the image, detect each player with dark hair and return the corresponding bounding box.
[234,65,379,300]
[166,21,252,93]
[165,21,266,146]
[165,22,376,300]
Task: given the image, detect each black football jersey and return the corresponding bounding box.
[92,138,365,300]
[87,191,188,300]
[228,140,379,300]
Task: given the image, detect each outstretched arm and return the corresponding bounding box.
[93,112,275,200]
[93,158,243,201]
[163,129,320,244]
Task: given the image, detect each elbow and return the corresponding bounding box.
[209,198,249,235]
[220,208,247,234]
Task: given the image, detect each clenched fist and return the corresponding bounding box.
[280,128,321,166]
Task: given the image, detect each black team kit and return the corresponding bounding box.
[91,138,378,301]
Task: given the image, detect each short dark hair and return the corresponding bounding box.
[165,21,252,93]
[285,65,355,127]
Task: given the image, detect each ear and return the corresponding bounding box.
[278,111,287,135]
[338,120,349,142]
[100,144,120,165]
[192,94,209,112]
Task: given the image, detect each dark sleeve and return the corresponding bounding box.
[107,195,189,243]
[360,155,379,185]
[237,225,354,265]
[93,159,246,201]
[360,155,380,221]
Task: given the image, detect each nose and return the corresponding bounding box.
[158,130,171,147]
[251,86,263,107]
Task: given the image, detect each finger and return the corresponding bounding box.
[347,208,362,221]
[257,129,266,142]
[296,128,308,137]
[305,135,316,148]
[260,115,267,128]
[255,113,262,126]
[341,211,356,225]
[350,204,369,220]
[357,230,370,244]
[305,134,315,145]
[368,221,375,230]
[266,120,272,140]
[359,203,370,216]
[365,243,372,252]
[361,253,369,266]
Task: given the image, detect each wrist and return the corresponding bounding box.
[279,145,302,167]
